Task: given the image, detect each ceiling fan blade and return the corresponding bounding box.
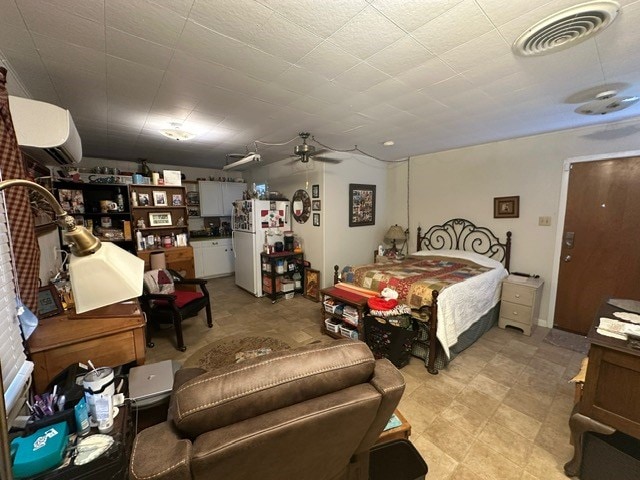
[315,157,342,164]
[309,148,330,157]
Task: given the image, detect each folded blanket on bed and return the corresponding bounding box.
[345,255,491,309]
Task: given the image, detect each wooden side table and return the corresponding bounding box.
[28,301,146,393]
[376,410,411,445]
[320,285,370,340]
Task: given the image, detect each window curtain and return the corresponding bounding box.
[0,67,39,413]
[0,67,40,313]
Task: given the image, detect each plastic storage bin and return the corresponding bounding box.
[369,439,428,480]
[325,318,341,333]
[340,324,358,339]
[364,315,418,368]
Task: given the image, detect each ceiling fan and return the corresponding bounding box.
[290,133,341,164]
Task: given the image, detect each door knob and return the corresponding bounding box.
[564,255,572,262]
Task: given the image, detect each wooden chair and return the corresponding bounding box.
[140,269,212,351]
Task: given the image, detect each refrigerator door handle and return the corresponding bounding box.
[232,231,237,258]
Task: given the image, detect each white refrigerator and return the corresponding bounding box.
[232,199,290,296]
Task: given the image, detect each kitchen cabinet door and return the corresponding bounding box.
[195,239,234,277]
[209,243,234,276]
[221,183,246,216]
[198,181,224,216]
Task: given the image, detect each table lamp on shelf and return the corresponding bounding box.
[0,179,145,314]
[384,224,408,255]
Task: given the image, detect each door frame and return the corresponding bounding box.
[547,149,640,326]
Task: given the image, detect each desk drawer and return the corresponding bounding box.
[500,301,532,322]
[502,283,535,306]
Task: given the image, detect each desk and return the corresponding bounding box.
[28,302,146,393]
[564,300,640,477]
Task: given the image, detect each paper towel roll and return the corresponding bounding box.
[150,251,166,270]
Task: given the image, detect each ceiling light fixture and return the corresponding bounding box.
[160,123,195,141]
[222,152,262,171]
[383,140,395,146]
[575,91,640,115]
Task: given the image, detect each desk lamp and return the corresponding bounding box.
[0,179,144,313]
[384,224,407,255]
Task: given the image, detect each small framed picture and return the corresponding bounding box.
[153,191,168,206]
[37,284,64,318]
[494,196,520,218]
[149,212,173,226]
[304,268,320,302]
[172,194,183,206]
[313,213,320,227]
[138,193,150,206]
[312,184,319,198]
[312,200,321,211]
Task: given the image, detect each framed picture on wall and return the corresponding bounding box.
[494,196,519,218]
[312,184,320,198]
[349,184,376,227]
[312,200,321,211]
[149,212,173,226]
[313,213,320,226]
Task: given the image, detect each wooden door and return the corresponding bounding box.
[554,157,640,334]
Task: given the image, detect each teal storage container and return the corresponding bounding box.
[11,421,69,478]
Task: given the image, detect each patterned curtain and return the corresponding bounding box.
[0,67,41,313]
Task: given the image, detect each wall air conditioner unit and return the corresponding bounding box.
[9,95,82,166]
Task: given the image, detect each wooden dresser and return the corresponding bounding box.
[27,301,146,393]
[564,299,640,476]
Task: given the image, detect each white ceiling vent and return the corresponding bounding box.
[513,1,620,57]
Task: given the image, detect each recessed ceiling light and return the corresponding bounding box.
[160,123,195,141]
[383,140,395,146]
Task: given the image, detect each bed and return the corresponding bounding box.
[335,218,511,374]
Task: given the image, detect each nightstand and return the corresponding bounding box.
[498,275,544,336]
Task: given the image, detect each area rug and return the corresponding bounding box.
[543,328,590,355]
[183,336,291,370]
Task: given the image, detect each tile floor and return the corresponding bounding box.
[145,276,581,480]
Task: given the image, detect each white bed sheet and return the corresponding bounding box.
[412,249,508,358]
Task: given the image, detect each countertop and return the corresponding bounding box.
[190,235,232,241]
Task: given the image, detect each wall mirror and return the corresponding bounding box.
[292,189,311,224]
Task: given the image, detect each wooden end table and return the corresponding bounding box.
[376,410,411,445]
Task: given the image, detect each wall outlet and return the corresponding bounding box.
[539,216,551,226]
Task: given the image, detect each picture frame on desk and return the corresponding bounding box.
[37,284,64,318]
[304,268,320,302]
[153,190,168,206]
[149,212,172,226]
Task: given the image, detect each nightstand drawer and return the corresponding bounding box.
[502,283,535,306]
[500,301,532,322]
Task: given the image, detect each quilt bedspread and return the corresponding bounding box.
[345,256,491,309]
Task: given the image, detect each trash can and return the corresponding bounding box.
[369,439,428,480]
[364,315,418,368]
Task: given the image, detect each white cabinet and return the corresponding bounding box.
[222,183,246,216]
[498,275,544,336]
[198,181,224,216]
[198,181,246,217]
[192,238,234,277]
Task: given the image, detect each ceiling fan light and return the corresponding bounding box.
[160,128,195,141]
[383,140,395,146]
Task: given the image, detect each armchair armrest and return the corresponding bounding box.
[130,422,192,480]
[175,278,208,286]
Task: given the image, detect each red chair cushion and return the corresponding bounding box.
[155,290,204,308]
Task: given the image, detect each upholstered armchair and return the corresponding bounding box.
[140,268,212,351]
[130,339,406,480]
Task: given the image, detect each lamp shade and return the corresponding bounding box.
[69,242,145,313]
[385,225,406,242]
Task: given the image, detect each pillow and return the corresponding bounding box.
[411,249,503,269]
[143,269,175,294]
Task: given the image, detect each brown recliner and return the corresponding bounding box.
[129,339,405,480]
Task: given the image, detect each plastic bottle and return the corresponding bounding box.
[74,397,90,436]
[116,188,124,212]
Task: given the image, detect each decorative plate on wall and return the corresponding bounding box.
[292,189,311,224]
